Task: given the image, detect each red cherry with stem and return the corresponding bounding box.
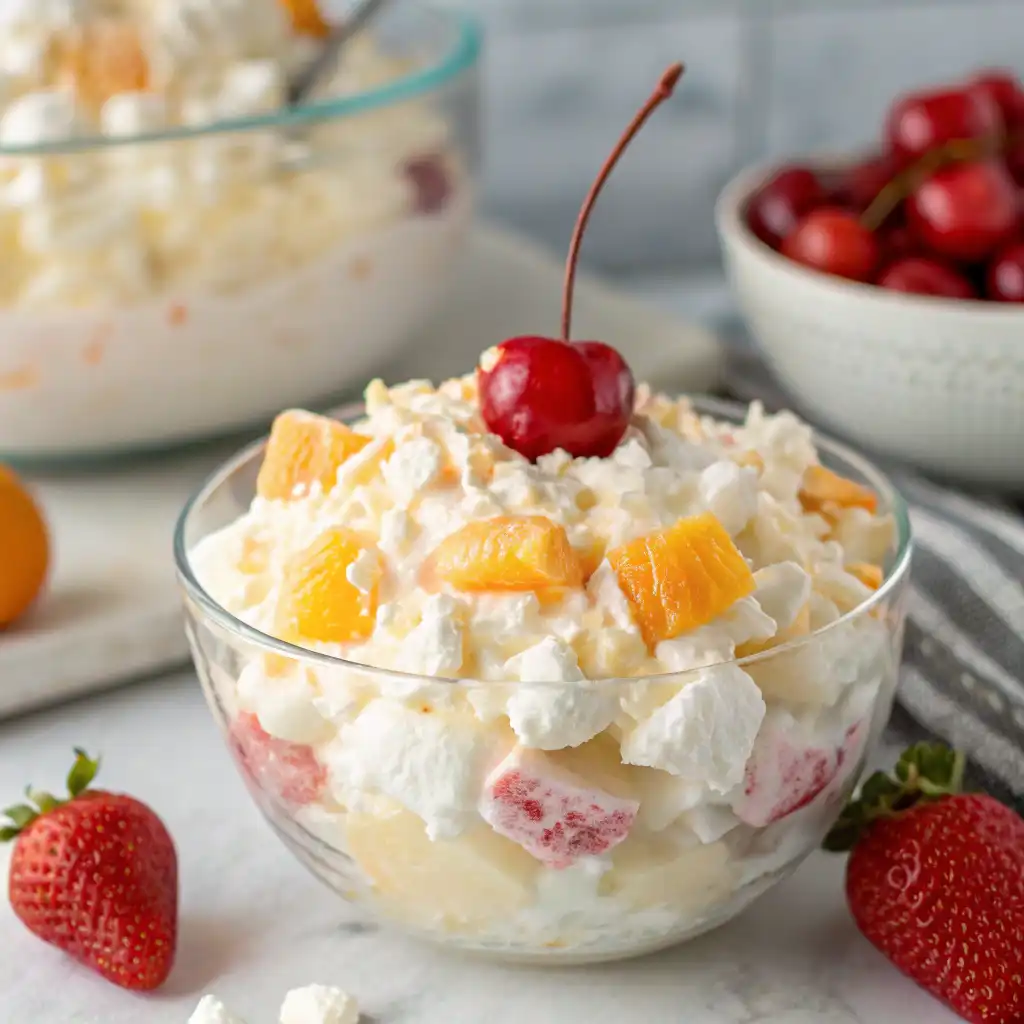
[781,207,879,282]
[986,240,1024,301]
[833,154,899,212]
[968,69,1024,129]
[906,160,1018,262]
[877,257,977,299]
[746,167,825,248]
[885,86,1003,163]
[479,65,684,461]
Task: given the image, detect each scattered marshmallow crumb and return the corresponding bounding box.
[188,985,359,1024]
[189,995,249,1024]
[280,985,360,1024]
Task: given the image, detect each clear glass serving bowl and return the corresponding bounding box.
[0,6,480,462]
[175,397,913,965]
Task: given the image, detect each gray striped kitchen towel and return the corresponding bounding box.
[726,347,1024,810]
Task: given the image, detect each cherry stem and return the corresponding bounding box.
[561,63,684,341]
[859,134,999,232]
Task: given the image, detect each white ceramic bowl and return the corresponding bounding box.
[716,159,1024,489]
[0,7,480,463]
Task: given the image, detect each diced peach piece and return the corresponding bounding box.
[279,0,331,37]
[480,747,639,869]
[847,562,883,590]
[274,528,379,643]
[799,465,878,517]
[58,19,150,109]
[346,808,538,929]
[427,516,583,593]
[607,512,756,648]
[257,410,371,501]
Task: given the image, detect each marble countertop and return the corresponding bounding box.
[0,671,960,1024]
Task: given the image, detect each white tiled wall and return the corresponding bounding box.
[464,0,1022,271]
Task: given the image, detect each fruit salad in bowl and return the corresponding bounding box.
[177,380,910,962]
[175,66,912,965]
[0,0,478,459]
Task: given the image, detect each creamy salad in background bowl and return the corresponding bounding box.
[0,1,479,460]
[174,364,912,964]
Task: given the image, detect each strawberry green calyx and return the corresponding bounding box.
[823,742,966,853]
[0,748,100,842]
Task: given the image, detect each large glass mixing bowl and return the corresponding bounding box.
[174,396,912,965]
[0,6,481,461]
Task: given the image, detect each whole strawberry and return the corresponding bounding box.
[825,743,1024,1024]
[1,749,178,991]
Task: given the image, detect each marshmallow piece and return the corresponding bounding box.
[1,90,83,145]
[752,561,812,632]
[236,661,332,745]
[382,436,442,507]
[620,663,765,793]
[189,995,248,1024]
[100,91,168,137]
[327,700,482,839]
[394,594,465,678]
[698,460,758,535]
[503,638,617,750]
[218,59,284,117]
[505,641,615,741]
[279,985,359,1024]
[480,746,638,868]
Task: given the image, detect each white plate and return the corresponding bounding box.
[0,223,724,719]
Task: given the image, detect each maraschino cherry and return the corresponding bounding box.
[478,64,685,461]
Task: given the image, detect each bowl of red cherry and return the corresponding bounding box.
[716,68,1024,488]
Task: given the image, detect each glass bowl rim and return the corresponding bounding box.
[173,394,914,687]
[0,6,481,157]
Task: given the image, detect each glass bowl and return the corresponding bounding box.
[0,6,480,462]
[174,397,912,965]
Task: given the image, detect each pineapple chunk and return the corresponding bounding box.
[346,808,538,930]
[601,836,738,914]
[607,512,756,647]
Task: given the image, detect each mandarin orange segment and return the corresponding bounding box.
[799,465,878,517]
[607,512,755,648]
[427,516,583,593]
[847,562,883,590]
[257,410,371,501]
[274,528,379,643]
